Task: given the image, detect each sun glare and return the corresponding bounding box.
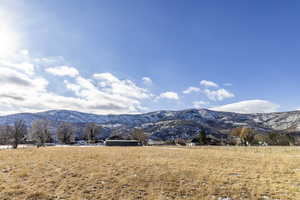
[0,20,19,57]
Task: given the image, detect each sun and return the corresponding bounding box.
[0,20,19,57]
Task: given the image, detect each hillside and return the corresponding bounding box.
[1,109,300,140]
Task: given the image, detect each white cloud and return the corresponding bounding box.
[45,66,79,77]
[93,73,151,99]
[211,100,280,114]
[193,101,209,108]
[159,91,179,100]
[0,67,48,90]
[142,77,153,85]
[0,60,35,75]
[64,76,148,114]
[59,73,152,114]
[0,51,153,115]
[203,88,234,101]
[93,73,119,82]
[200,80,219,88]
[183,86,200,94]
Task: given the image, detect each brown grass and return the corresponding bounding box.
[0,146,300,200]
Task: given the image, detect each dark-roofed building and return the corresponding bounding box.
[104,140,140,146]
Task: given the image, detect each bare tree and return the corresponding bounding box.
[8,120,27,149]
[0,126,10,145]
[30,120,52,147]
[231,127,256,146]
[174,138,187,146]
[131,129,148,145]
[84,123,101,143]
[57,122,75,144]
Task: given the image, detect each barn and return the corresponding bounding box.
[104,140,140,146]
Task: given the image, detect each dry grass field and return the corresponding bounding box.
[0,146,300,200]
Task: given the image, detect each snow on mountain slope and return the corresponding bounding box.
[1,109,300,140]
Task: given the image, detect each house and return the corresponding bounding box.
[104,140,140,146]
[148,139,165,146]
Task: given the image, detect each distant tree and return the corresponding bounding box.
[84,123,101,143]
[286,133,296,146]
[231,127,256,146]
[174,138,187,146]
[264,132,296,146]
[253,134,268,145]
[165,139,176,145]
[294,136,300,146]
[227,135,239,145]
[267,132,280,145]
[8,120,27,149]
[131,129,148,145]
[57,122,75,144]
[30,120,52,147]
[198,129,208,145]
[0,126,10,145]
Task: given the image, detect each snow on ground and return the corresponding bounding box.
[0,145,35,149]
[0,144,105,149]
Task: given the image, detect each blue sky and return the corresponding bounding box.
[0,0,300,115]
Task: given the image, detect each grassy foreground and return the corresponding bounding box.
[0,146,300,200]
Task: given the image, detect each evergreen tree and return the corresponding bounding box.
[199,129,207,145]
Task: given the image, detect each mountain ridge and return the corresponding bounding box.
[1,109,300,140]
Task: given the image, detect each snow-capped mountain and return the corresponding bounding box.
[1,109,300,140]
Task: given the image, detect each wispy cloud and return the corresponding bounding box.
[183,86,200,94]
[200,80,219,88]
[46,66,79,77]
[224,83,233,87]
[193,101,209,108]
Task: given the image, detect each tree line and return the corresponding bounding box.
[0,119,105,148]
[1,120,298,149]
[0,119,151,149]
[230,127,299,146]
[161,128,300,146]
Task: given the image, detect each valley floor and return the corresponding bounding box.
[0,146,300,200]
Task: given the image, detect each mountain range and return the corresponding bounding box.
[1,109,300,140]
